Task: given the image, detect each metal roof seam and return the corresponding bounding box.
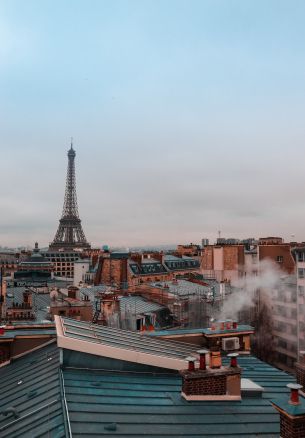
[0,399,59,432]
[59,368,72,438]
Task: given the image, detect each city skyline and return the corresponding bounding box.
[1,0,305,247]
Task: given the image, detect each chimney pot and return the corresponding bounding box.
[185,356,196,372]
[220,321,225,331]
[197,349,209,370]
[287,383,303,405]
[210,350,222,369]
[232,321,238,329]
[227,352,239,367]
[226,320,232,330]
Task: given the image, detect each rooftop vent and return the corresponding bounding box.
[241,378,264,398]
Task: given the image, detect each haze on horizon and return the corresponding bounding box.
[1,0,305,249]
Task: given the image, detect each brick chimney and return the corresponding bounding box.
[68,286,79,299]
[180,351,241,401]
[23,291,32,307]
[295,351,305,390]
[271,383,305,438]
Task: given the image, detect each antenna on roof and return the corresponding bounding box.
[70,137,73,149]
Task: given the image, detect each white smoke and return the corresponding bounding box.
[217,259,284,321]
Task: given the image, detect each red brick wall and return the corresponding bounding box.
[280,413,305,438]
[223,246,245,270]
[182,371,227,395]
[295,363,305,388]
[259,245,295,274]
[182,374,226,396]
[202,247,213,270]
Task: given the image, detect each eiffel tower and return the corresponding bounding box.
[49,141,90,250]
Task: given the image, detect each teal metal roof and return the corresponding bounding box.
[202,325,254,335]
[271,395,305,416]
[147,325,254,337]
[62,354,296,437]
[0,342,66,438]
[0,328,56,339]
[148,328,211,336]
[0,334,299,437]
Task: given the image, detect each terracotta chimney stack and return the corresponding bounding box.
[180,350,241,401]
[287,383,302,405]
[209,349,222,369]
[185,356,196,372]
[197,349,208,371]
[228,352,239,368]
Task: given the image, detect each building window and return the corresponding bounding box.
[299,286,305,296]
[298,268,305,279]
[276,256,283,263]
[298,253,305,262]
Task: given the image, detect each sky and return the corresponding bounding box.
[1,0,305,249]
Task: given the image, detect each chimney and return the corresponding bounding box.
[23,291,32,308]
[271,383,305,438]
[179,351,241,401]
[295,351,305,390]
[228,352,239,368]
[226,320,232,330]
[197,349,208,370]
[209,349,222,369]
[120,258,128,290]
[68,286,79,299]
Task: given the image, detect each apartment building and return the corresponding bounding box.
[294,247,305,357]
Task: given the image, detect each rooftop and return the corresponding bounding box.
[146,325,254,338]
[63,355,295,437]
[56,317,198,370]
[0,322,300,437]
[150,279,220,298]
[0,327,56,340]
[0,341,65,438]
[5,287,52,324]
[202,324,255,336]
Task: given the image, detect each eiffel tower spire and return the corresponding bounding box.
[49,141,90,250]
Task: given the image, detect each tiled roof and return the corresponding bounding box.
[62,354,295,437]
[0,341,66,438]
